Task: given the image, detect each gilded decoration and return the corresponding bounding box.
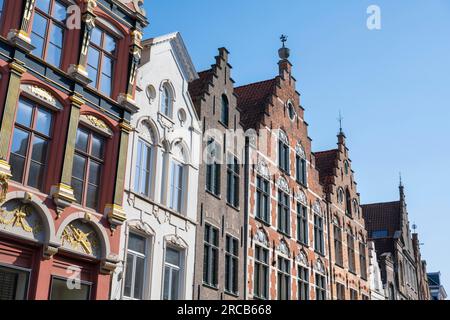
[0,200,44,241]
[61,220,100,257]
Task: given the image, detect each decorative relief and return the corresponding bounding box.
[295,142,306,158]
[31,86,55,104]
[256,160,270,180]
[254,228,269,247]
[295,189,307,205]
[61,220,100,258]
[278,239,290,257]
[315,259,325,274]
[276,176,289,194]
[0,173,9,204]
[296,251,308,266]
[80,114,112,136]
[312,200,322,216]
[332,215,340,226]
[0,200,44,241]
[278,129,289,145]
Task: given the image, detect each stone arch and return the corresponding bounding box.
[171,138,190,165]
[135,116,160,145]
[254,227,269,247]
[127,219,156,237]
[55,212,111,260]
[0,191,58,246]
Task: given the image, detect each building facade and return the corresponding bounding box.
[427,272,447,300]
[368,241,386,300]
[0,0,147,299]
[362,184,421,300]
[110,32,201,300]
[237,43,329,300]
[188,48,246,300]
[412,233,430,300]
[315,133,370,300]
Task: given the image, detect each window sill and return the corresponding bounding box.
[297,240,309,248]
[296,180,308,188]
[335,263,345,269]
[224,291,240,298]
[277,230,291,238]
[226,202,240,212]
[255,217,271,227]
[205,189,222,200]
[218,120,229,129]
[278,168,291,176]
[349,269,357,276]
[202,283,219,291]
[314,251,326,257]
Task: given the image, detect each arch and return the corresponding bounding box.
[315,258,326,274]
[345,188,352,216]
[1,191,58,245]
[93,8,128,38]
[254,227,269,247]
[278,238,290,257]
[136,116,160,145]
[295,142,306,158]
[312,200,322,216]
[159,80,176,117]
[55,212,111,261]
[278,129,289,145]
[295,189,307,205]
[171,138,190,165]
[276,176,289,194]
[79,111,116,137]
[20,81,66,109]
[296,249,309,266]
[126,219,156,237]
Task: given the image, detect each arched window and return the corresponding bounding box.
[160,83,173,117]
[278,130,290,173]
[87,26,117,97]
[30,0,67,67]
[220,95,229,126]
[345,188,352,216]
[313,203,325,255]
[134,122,156,198]
[71,126,106,211]
[278,188,290,235]
[296,143,307,185]
[344,160,349,175]
[287,102,295,121]
[10,97,54,191]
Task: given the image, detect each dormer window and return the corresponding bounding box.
[160,83,173,118]
[30,0,67,67]
[87,27,117,97]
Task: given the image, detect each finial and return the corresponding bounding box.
[278,34,290,60]
[399,172,403,187]
[337,110,344,134]
[412,223,417,232]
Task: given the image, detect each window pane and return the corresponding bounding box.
[163,267,171,300]
[16,99,33,127]
[133,256,145,299]
[31,14,48,58]
[31,137,49,164]
[75,128,89,152]
[86,184,99,209]
[90,28,102,47]
[36,0,51,13]
[88,161,101,185]
[87,47,100,85]
[0,266,29,300]
[90,134,104,159]
[11,128,29,156]
[71,179,83,204]
[46,32,63,66]
[104,33,116,53]
[170,269,179,300]
[52,1,67,22]
[27,161,45,189]
[72,154,86,180]
[123,253,134,298]
[50,278,90,300]
[100,74,112,97]
[128,233,146,254]
[35,108,53,136]
[166,248,181,267]
[0,0,4,19]
[10,154,26,183]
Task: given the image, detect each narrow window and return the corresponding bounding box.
[334,225,343,266]
[160,84,173,117]
[315,274,326,300]
[50,277,91,300]
[226,155,240,208]
[87,27,117,97]
[298,266,309,300]
[0,0,5,22]
[256,176,270,224]
[134,139,153,197]
[297,203,308,245]
[206,139,221,196]
[254,245,269,300]
[203,224,219,288]
[277,257,291,300]
[314,215,324,254]
[10,98,53,191]
[169,160,184,213]
[71,127,105,211]
[296,154,306,185]
[347,233,356,273]
[350,289,358,300]
[220,95,229,126]
[163,247,183,300]
[278,133,290,173]
[359,242,367,280]
[30,0,67,67]
[336,283,345,300]
[225,235,239,295]
[124,233,148,300]
[345,189,352,217]
[0,265,29,300]
[277,190,290,235]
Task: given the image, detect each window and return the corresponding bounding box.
[359,242,367,280]
[226,155,239,208]
[345,189,352,216]
[314,215,324,255]
[163,247,183,300]
[169,160,184,213]
[315,274,326,300]
[50,277,91,300]
[334,225,343,267]
[296,154,306,185]
[256,176,270,224]
[203,224,219,288]
[10,98,53,191]
[287,102,295,120]
[347,233,356,273]
[220,95,229,126]
[87,27,117,97]
[337,188,344,203]
[336,283,345,300]
[254,245,269,300]
[206,139,221,196]
[277,257,291,300]
[278,132,290,173]
[362,294,369,300]
[344,160,349,175]
[349,289,358,300]
[0,266,29,300]
[30,0,67,67]
[297,203,308,245]
[371,230,388,239]
[160,83,173,117]
[124,233,148,300]
[388,284,395,300]
[0,0,4,22]
[225,235,239,295]
[278,190,290,235]
[134,139,153,198]
[72,127,105,211]
[298,266,309,300]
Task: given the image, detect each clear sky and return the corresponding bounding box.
[142,0,450,292]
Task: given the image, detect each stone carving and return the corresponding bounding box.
[276,176,289,194]
[313,201,322,216]
[0,200,44,241]
[278,129,289,145]
[61,220,100,257]
[256,160,270,180]
[0,173,8,204]
[254,228,269,247]
[296,250,308,266]
[278,239,290,257]
[295,142,306,158]
[315,259,325,274]
[295,189,307,205]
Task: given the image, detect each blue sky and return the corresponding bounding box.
[143,0,450,292]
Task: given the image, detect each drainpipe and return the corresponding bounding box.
[243,136,250,300]
[326,193,334,300]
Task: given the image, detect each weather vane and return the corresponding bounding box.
[338,110,344,134]
[280,34,288,48]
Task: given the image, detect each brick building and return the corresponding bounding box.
[237,41,329,300]
[188,48,246,300]
[0,0,147,299]
[362,183,422,300]
[315,132,370,300]
[412,233,431,300]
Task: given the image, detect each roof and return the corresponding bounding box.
[235,79,277,129]
[362,201,401,238]
[188,69,214,102]
[314,149,339,185]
